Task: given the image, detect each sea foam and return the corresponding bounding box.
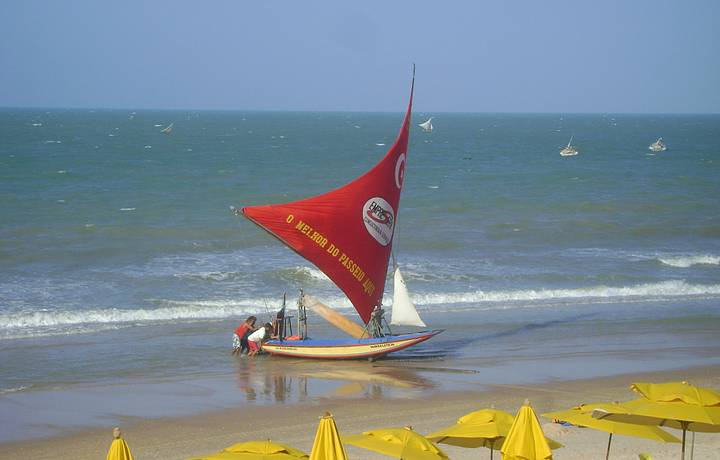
[3,281,718,339]
[658,255,720,268]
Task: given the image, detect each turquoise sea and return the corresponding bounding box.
[1,108,719,441]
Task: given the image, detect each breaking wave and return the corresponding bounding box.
[658,255,720,268]
[408,280,720,306]
[3,280,718,339]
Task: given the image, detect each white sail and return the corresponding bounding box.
[560,135,578,156]
[160,122,174,134]
[648,137,666,152]
[390,267,427,327]
[418,117,433,132]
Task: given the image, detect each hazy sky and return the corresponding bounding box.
[1,1,718,113]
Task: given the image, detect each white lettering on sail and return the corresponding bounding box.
[395,153,406,189]
[362,197,395,246]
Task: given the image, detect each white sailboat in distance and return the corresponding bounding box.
[648,137,667,152]
[560,135,578,156]
[418,117,433,133]
[160,122,174,134]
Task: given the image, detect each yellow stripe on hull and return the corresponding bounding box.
[262,330,442,360]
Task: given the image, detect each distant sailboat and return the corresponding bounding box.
[418,117,433,133]
[560,135,578,156]
[160,122,174,134]
[648,137,667,152]
[391,267,426,328]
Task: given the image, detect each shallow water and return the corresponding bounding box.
[1,109,719,441]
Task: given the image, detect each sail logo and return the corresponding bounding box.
[362,197,395,246]
[395,153,406,189]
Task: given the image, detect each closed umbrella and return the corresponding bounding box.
[500,400,554,460]
[543,402,679,459]
[343,426,449,460]
[310,412,348,460]
[107,427,134,460]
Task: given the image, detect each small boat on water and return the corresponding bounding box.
[160,122,174,134]
[238,68,442,360]
[418,117,433,132]
[560,135,578,156]
[648,137,667,152]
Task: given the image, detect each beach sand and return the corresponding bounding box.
[1,365,718,460]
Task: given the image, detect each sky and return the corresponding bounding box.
[1,1,718,113]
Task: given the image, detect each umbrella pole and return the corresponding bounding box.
[490,446,493,460]
[690,431,695,460]
[605,433,612,460]
[681,423,687,460]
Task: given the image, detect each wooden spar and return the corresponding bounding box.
[303,294,367,339]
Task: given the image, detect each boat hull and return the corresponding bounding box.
[262,330,443,360]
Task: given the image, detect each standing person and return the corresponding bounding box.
[232,316,257,356]
[247,323,274,356]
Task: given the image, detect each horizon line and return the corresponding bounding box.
[1,105,718,116]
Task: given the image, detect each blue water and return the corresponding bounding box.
[1,108,719,440]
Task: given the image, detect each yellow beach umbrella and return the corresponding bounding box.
[107,427,134,460]
[427,408,514,453]
[343,426,449,460]
[591,381,720,460]
[427,408,560,460]
[310,412,348,460]
[188,440,309,460]
[500,401,553,460]
[543,403,679,460]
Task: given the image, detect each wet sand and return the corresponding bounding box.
[1,364,719,460]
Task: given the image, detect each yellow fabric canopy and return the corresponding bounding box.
[106,438,134,460]
[500,402,553,460]
[310,413,348,460]
[188,440,309,460]
[543,403,680,441]
[543,403,679,460]
[427,408,514,449]
[591,381,720,460]
[631,382,720,407]
[343,426,449,460]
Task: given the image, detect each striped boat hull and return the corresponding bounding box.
[262,330,443,360]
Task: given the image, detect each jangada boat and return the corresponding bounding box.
[238,69,443,360]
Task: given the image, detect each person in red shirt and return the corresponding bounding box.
[232,316,257,355]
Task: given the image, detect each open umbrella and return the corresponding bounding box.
[501,400,554,460]
[107,427,134,460]
[591,381,720,460]
[543,402,679,460]
[310,412,348,460]
[343,426,449,460]
[188,440,309,460]
[427,408,513,458]
[427,408,561,460]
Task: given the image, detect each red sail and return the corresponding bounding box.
[242,77,414,324]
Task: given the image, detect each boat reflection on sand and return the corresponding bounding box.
[234,359,435,402]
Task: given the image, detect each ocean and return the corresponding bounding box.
[1,108,719,441]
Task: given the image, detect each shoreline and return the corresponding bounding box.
[2,364,719,460]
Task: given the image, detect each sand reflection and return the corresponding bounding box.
[234,358,435,403]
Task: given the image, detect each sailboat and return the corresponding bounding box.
[418,117,433,133]
[648,137,667,152]
[160,122,174,134]
[560,135,578,156]
[239,69,442,360]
